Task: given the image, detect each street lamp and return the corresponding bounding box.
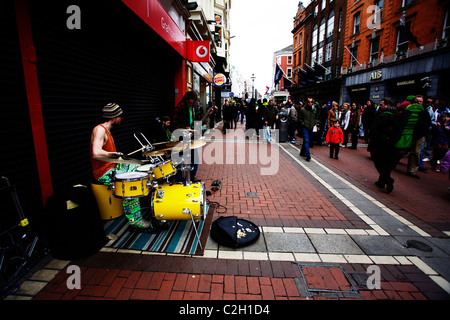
[251,73,256,99]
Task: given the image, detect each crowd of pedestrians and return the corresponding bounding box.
[218,94,450,193]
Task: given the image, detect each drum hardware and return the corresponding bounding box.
[133,132,154,153]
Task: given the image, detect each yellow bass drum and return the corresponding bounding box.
[152,182,206,221]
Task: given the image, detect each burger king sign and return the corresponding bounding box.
[214,73,226,87]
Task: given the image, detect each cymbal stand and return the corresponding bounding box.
[133,132,154,155]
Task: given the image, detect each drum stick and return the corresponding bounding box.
[127,147,143,156]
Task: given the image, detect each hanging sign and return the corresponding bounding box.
[214,73,227,87]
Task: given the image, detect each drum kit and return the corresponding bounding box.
[94,131,207,240]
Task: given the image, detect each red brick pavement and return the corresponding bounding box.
[33,261,436,300]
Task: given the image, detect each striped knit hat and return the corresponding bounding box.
[102,103,123,119]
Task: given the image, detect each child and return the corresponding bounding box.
[430,113,450,172]
[326,120,344,159]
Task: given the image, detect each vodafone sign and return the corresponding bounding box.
[214,73,226,87]
[187,40,210,62]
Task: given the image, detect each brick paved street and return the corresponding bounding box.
[6,122,450,309]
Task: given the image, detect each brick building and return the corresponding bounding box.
[272,45,293,104]
[290,0,347,103]
[341,0,450,105]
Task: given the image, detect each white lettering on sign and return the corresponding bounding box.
[369,70,382,81]
[161,17,184,49]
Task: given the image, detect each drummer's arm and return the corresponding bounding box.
[91,126,120,159]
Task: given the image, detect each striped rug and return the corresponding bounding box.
[103,206,212,255]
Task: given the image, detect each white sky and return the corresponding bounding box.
[229,0,311,95]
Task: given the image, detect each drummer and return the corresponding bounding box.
[90,103,150,229]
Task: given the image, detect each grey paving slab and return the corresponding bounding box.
[421,257,450,281]
[265,233,316,253]
[350,235,412,256]
[369,215,421,236]
[308,234,364,254]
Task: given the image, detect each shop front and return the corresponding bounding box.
[10,0,194,210]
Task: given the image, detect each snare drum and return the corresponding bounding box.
[114,172,150,199]
[152,182,206,221]
[136,164,157,180]
[152,160,176,180]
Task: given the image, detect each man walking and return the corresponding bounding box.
[298,97,318,162]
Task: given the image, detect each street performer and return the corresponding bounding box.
[90,103,150,229]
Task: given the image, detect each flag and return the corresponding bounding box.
[265,86,270,95]
[274,64,283,86]
[283,77,292,89]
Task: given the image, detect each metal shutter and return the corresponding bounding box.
[29,0,177,193]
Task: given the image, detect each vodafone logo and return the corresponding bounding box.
[196,45,209,58]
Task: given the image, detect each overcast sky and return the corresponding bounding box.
[229,0,311,95]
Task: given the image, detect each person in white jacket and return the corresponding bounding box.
[340,103,351,147]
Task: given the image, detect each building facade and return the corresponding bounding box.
[290,0,347,103]
[272,45,293,104]
[340,0,450,105]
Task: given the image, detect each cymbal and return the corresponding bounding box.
[151,141,179,147]
[142,148,173,157]
[172,140,206,151]
[94,155,144,165]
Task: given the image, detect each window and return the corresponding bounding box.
[321,0,326,11]
[318,47,324,64]
[350,46,358,67]
[314,6,318,17]
[402,0,414,8]
[444,6,450,41]
[311,50,317,65]
[287,55,292,65]
[319,18,326,45]
[338,10,342,32]
[353,12,361,34]
[325,42,333,62]
[396,22,410,53]
[287,67,292,78]
[327,11,335,38]
[312,24,318,49]
[370,36,380,63]
[299,32,302,46]
[375,0,383,21]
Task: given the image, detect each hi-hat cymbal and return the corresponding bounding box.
[94,155,144,165]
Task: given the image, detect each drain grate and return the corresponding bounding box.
[297,263,359,295]
[244,192,258,198]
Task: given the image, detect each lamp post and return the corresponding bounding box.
[251,73,256,99]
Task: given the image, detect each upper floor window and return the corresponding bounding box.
[312,24,318,49]
[396,21,411,53]
[402,0,414,8]
[327,10,335,38]
[319,18,326,45]
[444,6,450,41]
[353,12,361,35]
[287,55,293,65]
[321,0,326,11]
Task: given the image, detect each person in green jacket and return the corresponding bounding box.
[393,95,431,178]
[298,97,319,162]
